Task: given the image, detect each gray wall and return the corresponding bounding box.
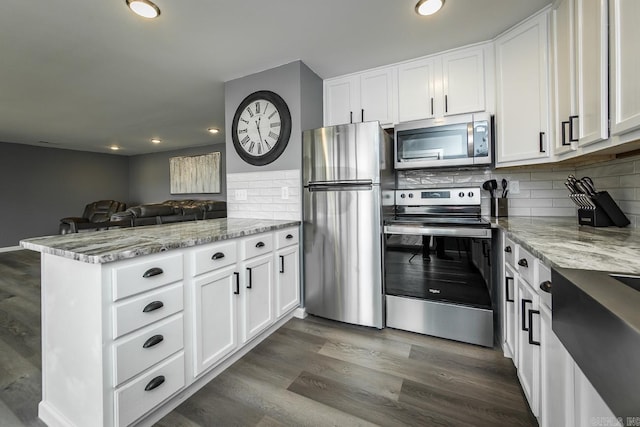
[0,142,129,246]
[224,61,322,174]
[128,144,227,205]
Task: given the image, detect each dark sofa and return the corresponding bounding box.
[110,199,226,227]
[60,200,127,234]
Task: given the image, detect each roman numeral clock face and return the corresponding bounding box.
[231,91,292,166]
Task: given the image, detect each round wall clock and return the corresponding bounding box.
[231,90,292,166]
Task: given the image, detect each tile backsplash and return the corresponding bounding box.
[227,169,301,220]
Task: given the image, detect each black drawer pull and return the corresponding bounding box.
[505,277,514,302]
[234,272,240,295]
[211,252,225,260]
[246,267,252,289]
[142,301,164,313]
[504,246,512,253]
[518,258,528,268]
[286,234,294,239]
[143,334,164,349]
[540,280,552,294]
[528,309,541,346]
[255,241,265,248]
[144,375,165,391]
[521,299,532,331]
[143,267,163,278]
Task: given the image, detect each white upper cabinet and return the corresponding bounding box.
[495,10,551,166]
[324,68,395,128]
[397,58,436,122]
[610,0,640,137]
[441,48,486,116]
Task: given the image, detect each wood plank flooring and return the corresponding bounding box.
[0,250,537,426]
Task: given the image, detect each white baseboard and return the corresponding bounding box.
[0,246,21,253]
[293,307,307,319]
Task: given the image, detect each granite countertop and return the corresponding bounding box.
[20,218,300,264]
[490,216,640,275]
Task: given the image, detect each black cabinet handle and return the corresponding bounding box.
[361,108,364,122]
[211,252,225,260]
[255,241,265,248]
[350,111,353,124]
[144,375,165,391]
[561,121,570,146]
[430,97,434,116]
[246,267,252,289]
[569,115,579,142]
[143,334,164,349]
[444,95,448,113]
[540,280,552,294]
[286,234,294,239]
[234,272,240,295]
[539,132,545,153]
[528,309,541,346]
[143,300,164,313]
[143,267,163,278]
[521,299,532,331]
[504,246,512,253]
[518,258,528,268]
[505,277,514,302]
[279,255,285,274]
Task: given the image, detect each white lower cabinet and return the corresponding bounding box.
[239,253,274,342]
[276,245,300,317]
[516,275,540,417]
[503,263,517,360]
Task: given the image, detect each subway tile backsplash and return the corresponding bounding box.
[397,152,640,228]
[227,169,301,221]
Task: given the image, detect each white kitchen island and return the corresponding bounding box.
[20,218,301,427]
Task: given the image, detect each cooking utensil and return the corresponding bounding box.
[482,180,493,197]
[490,179,498,198]
[501,179,508,198]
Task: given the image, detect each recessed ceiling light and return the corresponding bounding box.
[415,0,444,16]
[208,128,220,134]
[110,145,120,151]
[151,138,162,144]
[126,0,161,19]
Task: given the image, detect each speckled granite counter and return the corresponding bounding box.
[490,216,640,275]
[20,218,300,264]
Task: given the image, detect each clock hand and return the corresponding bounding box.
[255,118,264,144]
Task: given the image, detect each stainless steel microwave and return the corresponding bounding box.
[394,112,492,169]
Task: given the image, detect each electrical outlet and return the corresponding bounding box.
[281,186,289,200]
[510,180,520,194]
[235,189,247,201]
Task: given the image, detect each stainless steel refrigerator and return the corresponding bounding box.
[302,121,394,328]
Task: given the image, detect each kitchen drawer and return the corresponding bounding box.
[503,236,516,267]
[240,233,273,260]
[115,351,185,427]
[113,253,183,301]
[113,283,183,339]
[537,262,552,309]
[516,246,535,285]
[113,313,184,387]
[193,241,237,276]
[275,227,299,249]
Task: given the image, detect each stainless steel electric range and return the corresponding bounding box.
[383,187,494,347]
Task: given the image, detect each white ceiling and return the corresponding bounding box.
[0,0,551,156]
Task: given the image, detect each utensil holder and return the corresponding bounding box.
[491,197,508,218]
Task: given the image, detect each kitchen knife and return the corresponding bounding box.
[580,177,597,196]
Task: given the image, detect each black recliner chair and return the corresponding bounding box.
[59,200,127,234]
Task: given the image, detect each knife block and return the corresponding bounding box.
[577,191,630,227]
[578,208,614,227]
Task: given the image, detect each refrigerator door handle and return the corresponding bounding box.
[308,179,373,187]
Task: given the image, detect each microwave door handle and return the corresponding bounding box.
[467,122,474,158]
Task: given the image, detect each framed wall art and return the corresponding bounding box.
[170,152,221,194]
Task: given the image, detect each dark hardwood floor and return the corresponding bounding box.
[0,250,537,426]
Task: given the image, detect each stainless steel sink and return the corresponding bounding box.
[610,274,640,292]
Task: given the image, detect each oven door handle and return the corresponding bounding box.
[383,225,491,239]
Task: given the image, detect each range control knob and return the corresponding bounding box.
[459,192,465,198]
[408,193,414,198]
[468,191,474,198]
[400,193,406,198]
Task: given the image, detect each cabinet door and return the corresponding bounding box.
[610,0,640,136]
[192,266,238,377]
[551,0,578,155]
[516,278,540,417]
[540,303,575,427]
[575,0,608,147]
[324,76,359,126]
[495,12,551,165]
[574,364,621,426]
[360,68,395,126]
[398,58,436,122]
[441,48,485,116]
[275,245,300,317]
[240,254,274,343]
[503,264,518,360]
